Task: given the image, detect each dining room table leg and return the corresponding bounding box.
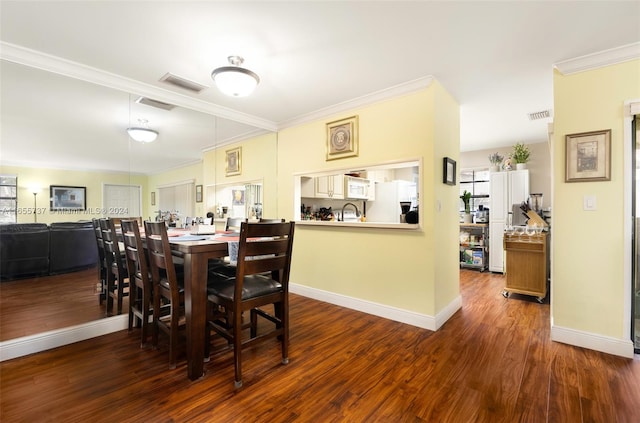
[183,251,207,380]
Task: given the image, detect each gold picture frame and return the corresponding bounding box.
[195,185,203,203]
[565,129,611,182]
[326,115,358,161]
[151,191,156,206]
[225,147,241,176]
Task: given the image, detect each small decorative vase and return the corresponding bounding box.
[516,163,527,170]
[489,165,500,172]
[463,213,472,223]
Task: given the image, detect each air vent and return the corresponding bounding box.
[135,96,176,111]
[528,109,553,120]
[159,72,208,93]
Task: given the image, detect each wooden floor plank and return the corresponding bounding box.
[1,269,639,422]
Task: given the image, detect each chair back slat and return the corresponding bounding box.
[144,222,180,299]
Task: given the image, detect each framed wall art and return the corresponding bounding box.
[443,157,456,185]
[50,185,86,211]
[195,185,203,203]
[565,129,611,182]
[151,191,156,206]
[225,147,242,176]
[326,115,358,160]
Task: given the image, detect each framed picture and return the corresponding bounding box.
[151,191,156,206]
[225,147,242,176]
[443,157,456,185]
[50,185,86,211]
[232,189,245,205]
[326,115,358,160]
[565,129,611,182]
[195,185,203,203]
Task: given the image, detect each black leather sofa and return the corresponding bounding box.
[0,221,98,280]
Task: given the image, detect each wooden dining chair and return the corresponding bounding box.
[100,218,129,316]
[206,221,295,387]
[121,219,155,347]
[259,218,285,223]
[144,221,185,369]
[225,217,245,232]
[92,218,107,305]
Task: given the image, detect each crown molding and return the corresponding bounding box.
[277,76,434,130]
[0,41,278,132]
[554,42,640,75]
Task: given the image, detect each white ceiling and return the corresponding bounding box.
[1,1,639,174]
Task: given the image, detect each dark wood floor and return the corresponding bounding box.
[0,267,119,341]
[1,270,639,422]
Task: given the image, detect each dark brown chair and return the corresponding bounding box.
[100,218,129,316]
[225,217,245,232]
[121,219,155,347]
[145,221,185,369]
[259,218,285,223]
[92,218,107,305]
[207,221,295,387]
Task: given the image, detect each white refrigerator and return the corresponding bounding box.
[366,181,417,223]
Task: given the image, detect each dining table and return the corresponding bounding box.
[166,230,233,380]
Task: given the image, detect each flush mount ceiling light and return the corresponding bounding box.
[127,119,158,143]
[211,55,260,97]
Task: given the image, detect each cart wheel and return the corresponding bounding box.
[536,297,544,304]
[502,290,509,298]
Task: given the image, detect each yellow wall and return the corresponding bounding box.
[201,132,278,219]
[0,164,146,224]
[277,81,460,317]
[552,59,640,338]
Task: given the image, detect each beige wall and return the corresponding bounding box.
[145,161,203,219]
[553,59,640,342]
[277,81,460,318]
[1,164,146,224]
[460,142,552,201]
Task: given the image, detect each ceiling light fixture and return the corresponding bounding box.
[127,119,158,143]
[211,55,260,97]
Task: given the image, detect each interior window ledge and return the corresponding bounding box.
[296,220,421,230]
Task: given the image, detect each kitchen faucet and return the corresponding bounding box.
[339,202,360,221]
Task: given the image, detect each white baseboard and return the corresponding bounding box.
[0,314,128,362]
[290,283,461,331]
[551,325,635,358]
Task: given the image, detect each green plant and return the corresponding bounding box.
[488,152,504,166]
[461,190,471,214]
[511,142,530,164]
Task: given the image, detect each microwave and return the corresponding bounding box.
[344,176,370,200]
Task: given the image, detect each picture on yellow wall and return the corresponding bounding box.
[565,129,611,182]
[225,147,241,176]
[326,115,358,161]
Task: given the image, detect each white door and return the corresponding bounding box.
[103,184,142,218]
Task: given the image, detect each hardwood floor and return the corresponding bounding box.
[0,267,121,341]
[1,269,639,422]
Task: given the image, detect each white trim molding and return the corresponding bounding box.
[551,325,635,359]
[554,42,640,75]
[290,282,461,332]
[0,315,128,362]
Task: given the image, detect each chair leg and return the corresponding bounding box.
[233,309,243,388]
[105,273,115,316]
[141,287,151,347]
[116,275,125,315]
[169,305,178,370]
[151,288,161,349]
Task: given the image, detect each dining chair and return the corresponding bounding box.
[100,218,129,316]
[259,218,285,223]
[206,221,295,387]
[225,217,245,232]
[121,219,155,347]
[144,221,185,369]
[92,218,107,305]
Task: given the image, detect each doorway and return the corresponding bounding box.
[633,115,640,352]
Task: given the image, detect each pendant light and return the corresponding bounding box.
[211,56,260,97]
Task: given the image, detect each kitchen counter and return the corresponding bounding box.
[296,220,420,230]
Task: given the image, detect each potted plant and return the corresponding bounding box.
[461,190,472,223]
[510,142,531,170]
[488,152,504,172]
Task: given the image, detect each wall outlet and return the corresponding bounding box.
[583,195,597,211]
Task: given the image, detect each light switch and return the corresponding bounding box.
[583,195,596,211]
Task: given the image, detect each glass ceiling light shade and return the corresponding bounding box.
[211,56,260,97]
[127,119,158,143]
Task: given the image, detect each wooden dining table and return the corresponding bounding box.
[168,235,229,380]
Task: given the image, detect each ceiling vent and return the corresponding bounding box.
[135,96,176,111]
[159,72,208,94]
[528,109,553,120]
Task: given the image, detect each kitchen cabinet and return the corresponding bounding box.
[502,232,549,302]
[489,170,529,272]
[314,175,344,199]
[459,223,489,271]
